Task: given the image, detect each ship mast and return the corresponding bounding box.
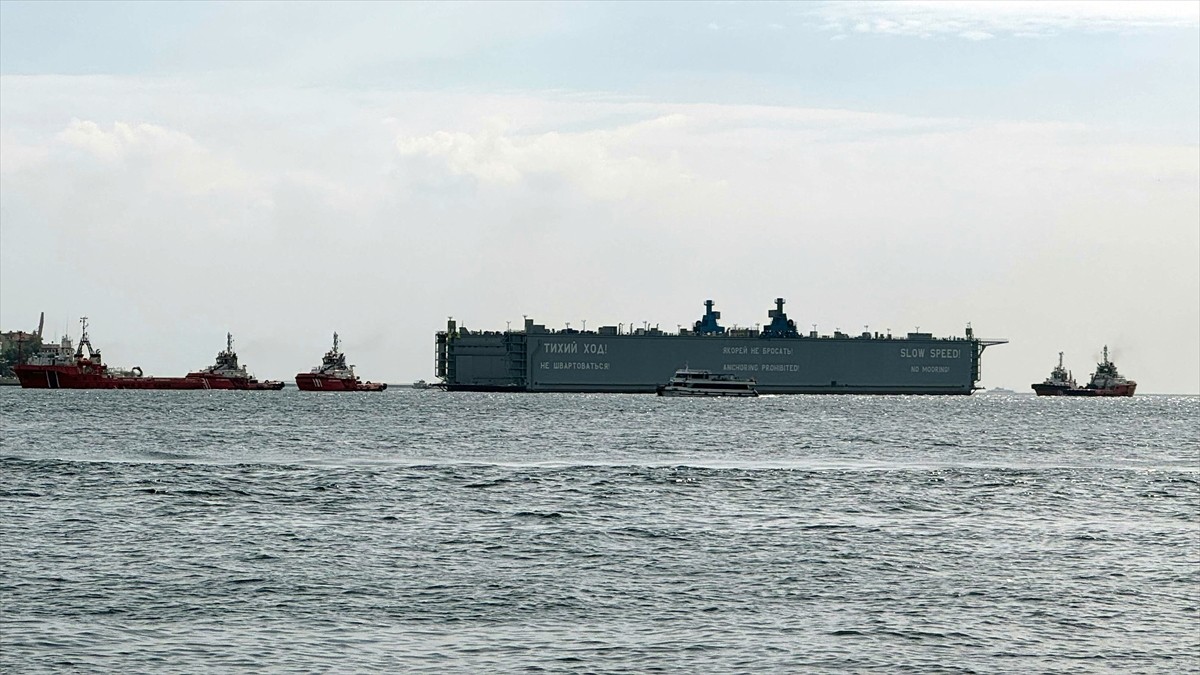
[76,316,91,358]
[333,332,339,353]
[226,332,233,353]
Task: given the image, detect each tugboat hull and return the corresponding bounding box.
[1034,385,1136,397]
[1061,383,1136,397]
[185,373,286,390]
[295,374,386,391]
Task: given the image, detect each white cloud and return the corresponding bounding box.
[50,119,256,199]
[813,0,1200,39]
[0,131,48,174]
[959,30,995,42]
[395,114,703,201]
[57,119,198,162]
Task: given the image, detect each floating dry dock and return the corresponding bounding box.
[436,298,1007,394]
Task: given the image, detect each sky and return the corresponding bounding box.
[1,1,1198,392]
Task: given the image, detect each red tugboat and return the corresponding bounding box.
[14,317,206,389]
[186,333,284,390]
[295,332,387,392]
[1031,346,1136,397]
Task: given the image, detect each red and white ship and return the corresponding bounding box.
[295,333,386,392]
[186,333,284,390]
[14,317,206,389]
[1032,346,1136,397]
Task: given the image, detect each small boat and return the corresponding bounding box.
[1032,346,1136,397]
[187,333,284,390]
[656,368,758,397]
[412,379,431,389]
[295,333,386,392]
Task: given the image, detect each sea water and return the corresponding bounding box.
[1,389,1197,672]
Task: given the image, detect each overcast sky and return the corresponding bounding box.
[2,1,1197,392]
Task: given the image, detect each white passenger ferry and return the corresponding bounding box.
[656,368,758,397]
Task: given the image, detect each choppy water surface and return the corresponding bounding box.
[2,389,1197,672]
